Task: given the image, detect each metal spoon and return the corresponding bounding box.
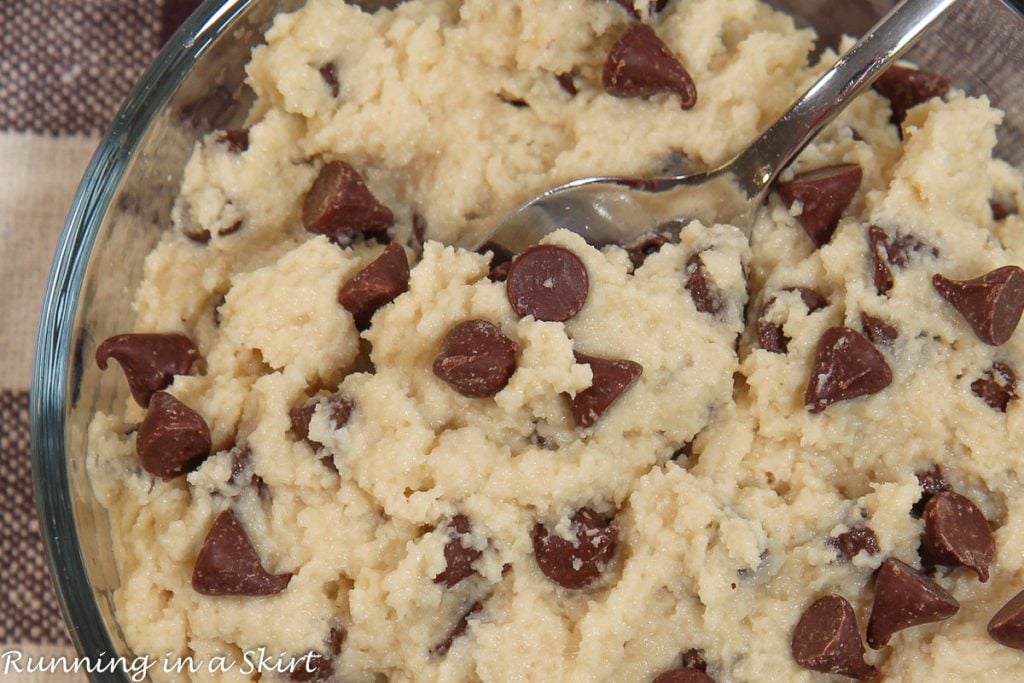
[475,0,958,254]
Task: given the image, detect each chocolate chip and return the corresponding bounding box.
[869,226,937,295]
[684,254,722,315]
[229,444,266,493]
[913,466,952,518]
[612,0,670,18]
[866,558,959,648]
[302,160,394,241]
[805,327,892,413]
[757,288,828,353]
[532,507,618,589]
[989,590,1024,650]
[680,649,707,672]
[289,628,343,682]
[289,393,354,449]
[431,601,482,657]
[625,233,670,270]
[556,71,579,96]
[828,525,880,562]
[192,510,293,596]
[319,63,340,98]
[498,93,529,108]
[136,391,212,480]
[184,226,212,244]
[991,198,1018,221]
[506,245,589,321]
[96,333,200,407]
[478,241,515,282]
[215,129,249,153]
[921,491,995,582]
[777,164,862,248]
[433,514,482,588]
[860,313,899,346]
[651,668,715,683]
[433,320,518,398]
[972,361,1017,412]
[570,352,643,428]
[217,220,242,237]
[338,243,410,330]
[603,23,697,110]
[792,594,878,680]
[934,266,1024,345]
[411,213,427,252]
[873,65,951,126]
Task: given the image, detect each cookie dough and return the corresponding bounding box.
[86,0,1024,681]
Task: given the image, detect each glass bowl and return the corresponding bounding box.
[31,0,1024,677]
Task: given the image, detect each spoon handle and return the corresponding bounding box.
[729,0,959,198]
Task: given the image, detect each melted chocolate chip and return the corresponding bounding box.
[873,65,951,126]
[433,320,518,398]
[680,649,707,672]
[506,245,589,321]
[302,160,394,241]
[626,233,670,271]
[866,558,959,648]
[869,226,937,295]
[570,352,643,428]
[805,327,893,413]
[934,266,1024,345]
[433,514,482,588]
[319,63,340,98]
[289,393,354,449]
[913,466,952,518]
[431,601,483,657]
[828,525,880,562]
[556,71,579,96]
[136,391,212,480]
[860,313,899,346]
[651,668,715,683]
[216,129,249,153]
[972,361,1017,412]
[989,590,1024,650]
[757,288,828,353]
[792,594,878,679]
[921,491,995,582]
[532,507,618,589]
[338,243,410,329]
[777,164,862,248]
[192,510,293,596]
[684,254,722,315]
[603,23,696,110]
[95,333,200,407]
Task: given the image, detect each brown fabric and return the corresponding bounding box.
[0,0,208,674]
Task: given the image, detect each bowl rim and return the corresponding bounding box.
[30,0,255,673]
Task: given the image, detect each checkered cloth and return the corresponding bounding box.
[0,2,202,679]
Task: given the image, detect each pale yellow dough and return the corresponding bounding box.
[87,0,1024,681]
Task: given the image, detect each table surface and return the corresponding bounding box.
[0,2,202,679]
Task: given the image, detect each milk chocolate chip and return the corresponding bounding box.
[570,352,643,428]
[792,594,878,679]
[96,333,200,407]
[433,514,482,588]
[866,558,959,648]
[338,243,410,329]
[229,444,266,494]
[319,63,340,98]
[870,226,937,295]
[913,466,952,518]
[684,254,722,315]
[302,160,394,240]
[506,245,589,321]
[989,590,1024,650]
[873,65,951,125]
[192,510,293,596]
[651,668,715,683]
[626,233,670,270]
[603,23,697,109]
[828,525,879,562]
[290,628,342,682]
[556,71,579,96]
[431,601,483,657]
[289,393,354,450]
[757,288,828,353]
[934,266,1024,345]
[805,327,892,413]
[921,491,995,582]
[860,313,898,346]
[680,649,707,672]
[778,165,862,248]
[433,320,518,398]
[972,362,1017,412]
[992,198,1018,221]
[532,507,618,589]
[136,391,212,480]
